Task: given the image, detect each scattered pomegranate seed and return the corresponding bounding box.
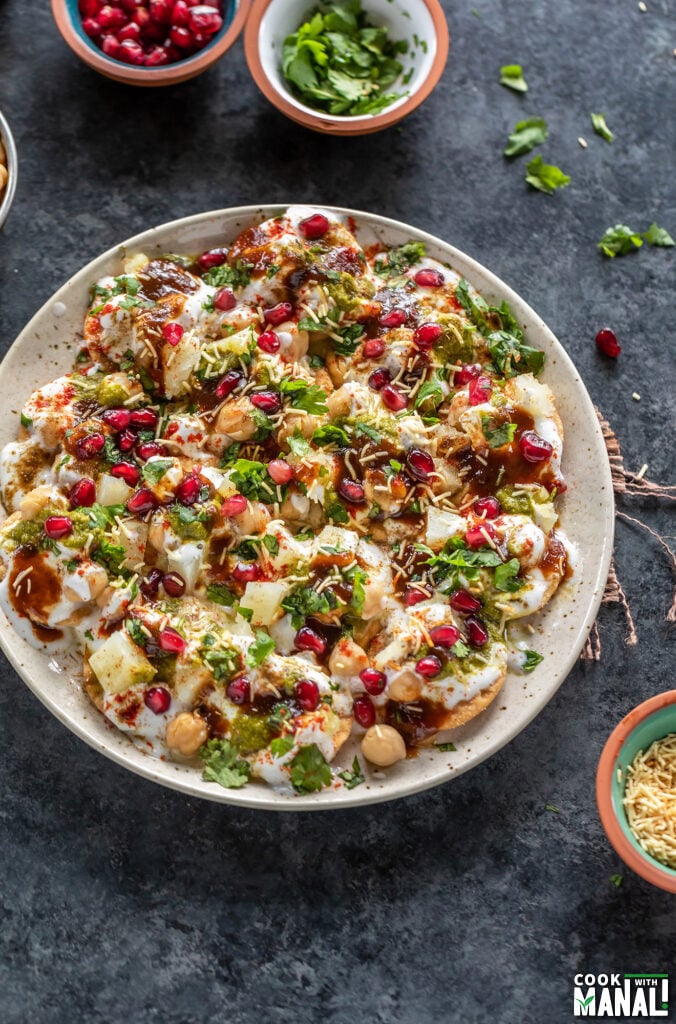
[140,567,163,596]
[414,323,443,350]
[159,627,186,655]
[368,367,391,391]
[380,308,407,329]
[404,586,430,607]
[101,33,120,57]
[117,38,145,63]
[338,478,365,504]
[118,428,136,452]
[519,430,553,463]
[257,331,280,354]
[44,516,73,540]
[136,440,163,461]
[172,0,190,25]
[429,624,461,649]
[102,407,131,431]
[130,408,159,430]
[175,474,201,505]
[214,287,236,312]
[450,589,482,614]
[188,4,223,33]
[268,459,294,485]
[381,384,407,411]
[465,523,496,548]
[76,432,106,459]
[79,0,101,16]
[98,5,126,29]
[416,654,442,678]
[111,461,141,487]
[69,478,96,508]
[414,268,445,288]
[360,667,387,695]
[263,302,293,326]
[169,25,192,47]
[221,493,247,517]
[250,391,281,414]
[162,571,186,597]
[299,214,330,240]
[149,0,171,22]
[406,448,435,482]
[132,6,150,28]
[214,370,242,400]
[227,676,250,705]
[144,43,169,65]
[144,686,171,714]
[473,496,501,519]
[198,248,228,271]
[466,616,489,647]
[595,328,621,358]
[295,626,326,656]
[232,562,262,584]
[353,695,376,728]
[82,16,102,36]
[118,21,141,41]
[126,488,158,515]
[455,363,482,385]
[295,679,320,712]
[162,322,184,346]
[363,337,385,359]
[468,376,492,406]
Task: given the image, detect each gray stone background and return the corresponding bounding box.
[0,2,674,1022]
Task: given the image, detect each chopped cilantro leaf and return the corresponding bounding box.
[493,558,522,592]
[436,742,457,752]
[499,64,528,93]
[282,586,332,628]
[200,738,250,789]
[338,755,365,789]
[590,112,613,143]
[525,156,570,195]
[287,430,311,457]
[312,423,350,447]
[246,629,275,668]
[262,534,280,556]
[598,224,644,258]
[125,617,147,647]
[270,734,295,758]
[279,379,328,415]
[642,222,674,248]
[202,260,252,289]
[523,649,544,672]
[414,371,445,410]
[504,117,548,158]
[20,412,33,428]
[487,330,545,378]
[142,458,174,485]
[481,415,518,449]
[374,241,425,277]
[206,583,237,607]
[289,743,332,794]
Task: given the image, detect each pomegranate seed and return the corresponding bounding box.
[76,432,105,459]
[416,654,443,678]
[144,44,170,65]
[214,370,242,399]
[353,695,376,728]
[363,337,385,359]
[257,331,280,353]
[117,38,145,63]
[188,4,223,33]
[455,363,482,385]
[81,16,101,36]
[131,7,150,28]
[295,679,320,712]
[130,408,158,429]
[136,441,163,461]
[140,568,163,596]
[79,0,102,16]
[299,214,330,240]
[172,0,190,25]
[450,589,482,614]
[111,461,141,487]
[414,323,443,349]
[118,428,136,452]
[227,676,250,705]
[519,430,553,463]
[406,448,435,481]
[159,627,186,655]
[232,562,262,584]
[404,586,430,606]
[119,0,142,12]
[473,496,501,519]
[44,516,73,540]
[414,268,445,288]
[221,493,247,517]
[595,328,621,358]
[170,25,192,47]
[381,384,407,411]
[98,4,126,28]
[268,459,294,485]
[468,376,492,406]
[118,21,141,41]
[466,616,489,647]
[295,626,326,656]
[101,33,120,56]
[368,368,391,391]
[250,391,281,414]
[465,523,496,548]
[380,308,407,329]
[102,407,131,431]
[359,667,386,695]
[175,474,201,505]
[429,624,461,649]
[198,248,228,271]
[149,0,171,22]
[214,287,236,311]
[69,478,96,508]
[144,687,171,714]
[126,488,158,515]
[263,302,293,326]
[162,322,184,346]
[162,571,186,597]
[338,478,365,504]
[191,30,209,46]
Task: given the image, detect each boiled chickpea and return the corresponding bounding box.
[361,724,407,767]
[166,712,208,756]
[387,671,421,703]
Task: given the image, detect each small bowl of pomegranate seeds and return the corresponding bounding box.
[244,0,449,135]
[51,0,251,85]
[0,108,18,230]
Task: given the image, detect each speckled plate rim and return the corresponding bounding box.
[0,204,614,810]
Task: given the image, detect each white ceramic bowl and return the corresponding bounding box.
[0,205,614,810]
[0,108,18,231]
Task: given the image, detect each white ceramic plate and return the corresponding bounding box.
[0,205,614,810]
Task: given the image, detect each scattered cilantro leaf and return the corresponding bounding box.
[92,538,128,576]
[642,222,674,248]
[545,803,560,814]
[287,430,311,457]
[289,743,332,794]
[270,734,295,758]
[436,742,457,752]
[504,117,548,158]
[125,618,147,647]
[499,64,528,93]
[279,379,328,415]
[598,224,644,258]
[414,371,445,410]
[525,155,570,195]
[200,738,250,789]
[263,534,280,556]
[20,412,33,428]
[374,241,426,277]
[591,112,613,143]
[493,558,522,592]
[348,566,367,614]
[206,583,237,607]
[202,260,252,289]
[523,649,544,672]
[312,423,350,447]
[354,421,381,443]
[246,629,275,668]
[142,458,174,485]
[282,586,332,628]
[610,873,623,888]
[487,330,545,378]
[338,755,365,789]
[481,415,518,449]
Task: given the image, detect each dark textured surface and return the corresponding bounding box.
[0,2,675,1022]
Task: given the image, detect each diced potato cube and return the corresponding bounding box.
[89,630,156,694]
[239,581,290,626]
[97,473,132,506]
[425,509,466,551]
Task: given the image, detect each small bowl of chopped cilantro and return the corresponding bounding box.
[244,0,449,135]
